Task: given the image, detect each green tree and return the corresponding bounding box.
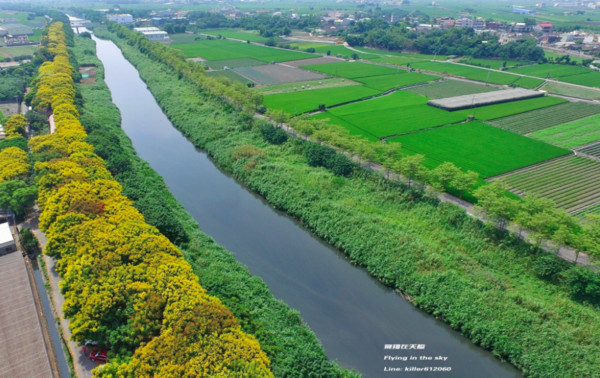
[474,182,518,228]
[396,154,426,188]
[0,180,37,217]
[430,162,460,190]
[451,170,479,199]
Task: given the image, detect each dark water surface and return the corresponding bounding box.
[93,36,521,378]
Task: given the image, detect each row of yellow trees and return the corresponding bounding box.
[30,22,272,377]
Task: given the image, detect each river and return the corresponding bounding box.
[93,36,521,378]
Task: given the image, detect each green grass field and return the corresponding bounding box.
[198,28,268,42]
[405,79,498,99]
[540,81,600,100]
[318,91,468,139]
[511,76,545,89]
[287,42,367,59]
[256,78,358,95]
[356,72,439,91]
[204,58,264,70]
[556,72,600,88]
[500,156,600,214]
[462,96,567,121]
[206,69,253,85]
[529,113,600,148]
[410,61,520,85]
[489,102,600,134]
[459,58,529,70]
[389,121,570,178]
[173,38,316,62]
[0,45,37,59]
[301,61,402,79]
[263,85,378,114]
[509,63,593,79]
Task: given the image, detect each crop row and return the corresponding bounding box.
[404,79,498,99]
[579,141,600,159]
[501,156,600,213]
[489,102,600,134]
[529,113,600,148]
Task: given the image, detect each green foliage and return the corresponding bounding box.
[564,267,600,305]
[0,180,37,217]
[108,26,600,377]
[19,227,40,254]
[0,136,27,152]
[533,255,570,281]
[259,123,288,145]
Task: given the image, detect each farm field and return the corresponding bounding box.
[489,102,600,134]
[458,58,529,70]
[544,51,587,64]
[263,85,378,114]
[311,112,381,142]
[287,42,367,59]
[301,61,402,79]
[356,72,439,91]
[555,72,600,88]
[283,56,342,68]
[511,76,545,89]
[0,45,37,59]
[529,113,600,148]
[405,79,499,99]
[509,63,593,79]
[172,38,316,62]
[540,81,600,100]
[204,58,264,70]
[410,61,520,85]
[389,122,570,178]
[233,64,326,85]
[256,78,357,94]
[197,28,268,42]
[317,91,469,139]
[206,69,253,85]
[499,156,600,215]
[460,96,567,121]
[579,142,600,159]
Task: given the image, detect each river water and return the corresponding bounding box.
[93,36,521,378]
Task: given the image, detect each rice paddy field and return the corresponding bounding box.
[204,58,264,70]
[172,38,317,62]
[389,122,571,178]
[301,61,402,79]
[410,61,521,85]
[256,78,357,95]
[528,113,600,148]
[512,76,545,89]
[263,85,379,114]
[579,142,600,159]
[489,102,600,134]
[197,28,268,42]
[318,91,469,139]
[287,42,367,59]
[206,70,253,85]
[355,72,439,91]
[463,96,567,121]
[540,81,600,100]
[405,79,499,99]
[509,63,600,88]
[234,64,327,85]
[499,156,600,215]
[458,58,529,70]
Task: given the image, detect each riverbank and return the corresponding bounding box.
[97,26,600,377]
[73,35,353,377]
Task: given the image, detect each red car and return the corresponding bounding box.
[88,349,109,363]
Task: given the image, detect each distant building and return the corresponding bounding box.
[143,31,170,42]
[536,22,554,33]
[455,17,474,28]
[513,6,535,14]
[107,13,134,24]
[4,34,29,46]
[0,223,16,255]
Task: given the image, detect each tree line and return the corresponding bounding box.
[28,21,272,377]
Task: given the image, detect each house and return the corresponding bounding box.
[107,13,134,24]
[536,22,554,33]
[0,223,16,255]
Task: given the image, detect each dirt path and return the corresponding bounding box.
[25,207,97,378]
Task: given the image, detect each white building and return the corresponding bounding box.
[142,31,170,42]
[107,13,134,24]
[0,223,16,255]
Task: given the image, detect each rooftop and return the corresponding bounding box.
[0,252,53,377]
[428,88,544,111]
[0,222,14,249]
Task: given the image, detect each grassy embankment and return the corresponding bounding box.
[100,27,600,378]
[73,35,355,378]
